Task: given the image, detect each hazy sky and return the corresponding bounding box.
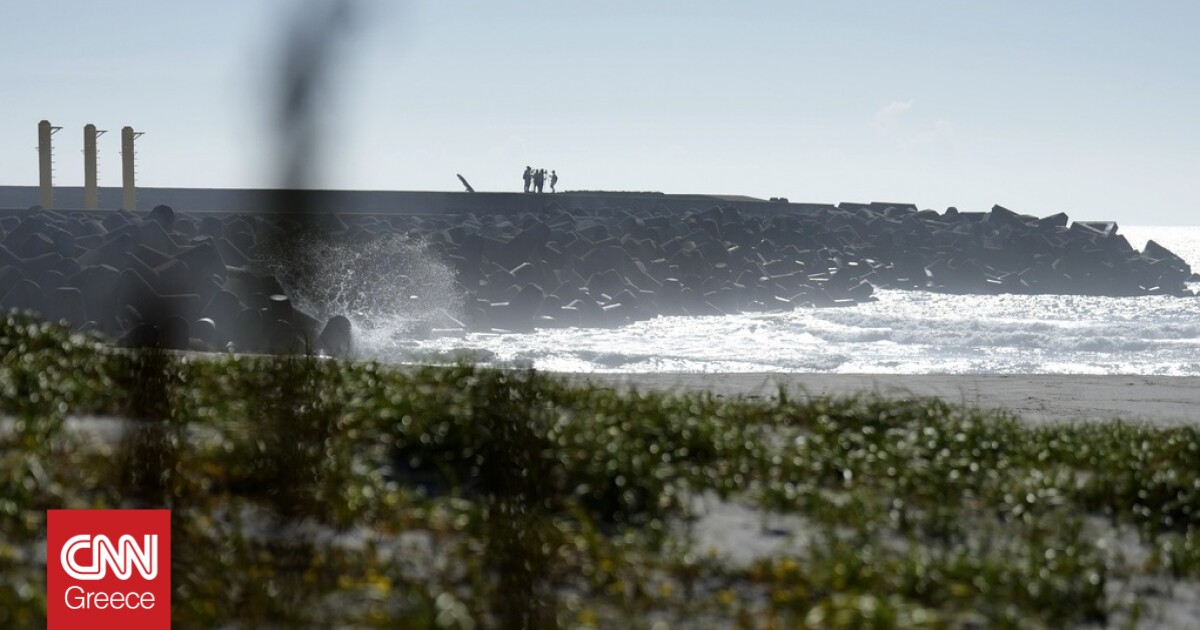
[1,1,1197,224]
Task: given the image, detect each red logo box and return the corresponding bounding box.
[48,509,171,630]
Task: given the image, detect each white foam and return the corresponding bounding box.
[354,226,1200,375]
[267,232,464,358]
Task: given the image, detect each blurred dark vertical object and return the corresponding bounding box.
[118,0,358,614]
[262,0,357,614]
[274,0,353,225]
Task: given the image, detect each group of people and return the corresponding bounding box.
[522,166,558,193]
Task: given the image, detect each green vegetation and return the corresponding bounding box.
[1,311,1198,627]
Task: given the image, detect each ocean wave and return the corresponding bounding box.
[356,227,1200,375]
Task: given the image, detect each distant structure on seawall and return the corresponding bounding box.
[30,120,144,211]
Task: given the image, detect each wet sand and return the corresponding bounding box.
[569,373,1200,426]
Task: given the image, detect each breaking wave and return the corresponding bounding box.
[267,233,464,358]
[297,225,1200,375]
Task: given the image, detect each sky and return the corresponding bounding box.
[1,1,1197,224]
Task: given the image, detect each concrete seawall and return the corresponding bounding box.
[0,185,829,216]
[0,186,1193,358]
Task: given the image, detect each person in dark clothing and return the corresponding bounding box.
[522,166,532,192]
[533,168,545,193]
[550,170,558,193]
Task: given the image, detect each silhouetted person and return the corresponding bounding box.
[550,170,558,193]
[522,166,532,192]
[533,168,545,193]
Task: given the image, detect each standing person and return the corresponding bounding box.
[522,166,532,193]
[550,170,558,193]
[533,168,545,193]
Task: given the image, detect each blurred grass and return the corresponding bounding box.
[2,311,1199,628]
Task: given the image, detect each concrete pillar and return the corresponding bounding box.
[37,120,60,208]
[83,124,106,209]
[121,126,142,211]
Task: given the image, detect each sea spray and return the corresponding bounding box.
[262,226,1200,374]
[384,226,1200,374]
[392,287,1200,374]
[266,232,464,358]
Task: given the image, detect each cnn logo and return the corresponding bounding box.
[48,510,171,629]
[61,533,158,580]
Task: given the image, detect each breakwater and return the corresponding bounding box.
[0,194,1193,355]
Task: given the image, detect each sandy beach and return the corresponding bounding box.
[572,373,1200,426]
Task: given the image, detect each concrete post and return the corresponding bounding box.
[83,124,107,209]
[121,126,142,211]
[37,120,59,208]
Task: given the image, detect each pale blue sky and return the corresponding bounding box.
[1,1,1196,224]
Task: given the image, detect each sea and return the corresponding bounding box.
[347,226,1200,376]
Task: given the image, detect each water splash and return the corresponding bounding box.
[268,232,464,358]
